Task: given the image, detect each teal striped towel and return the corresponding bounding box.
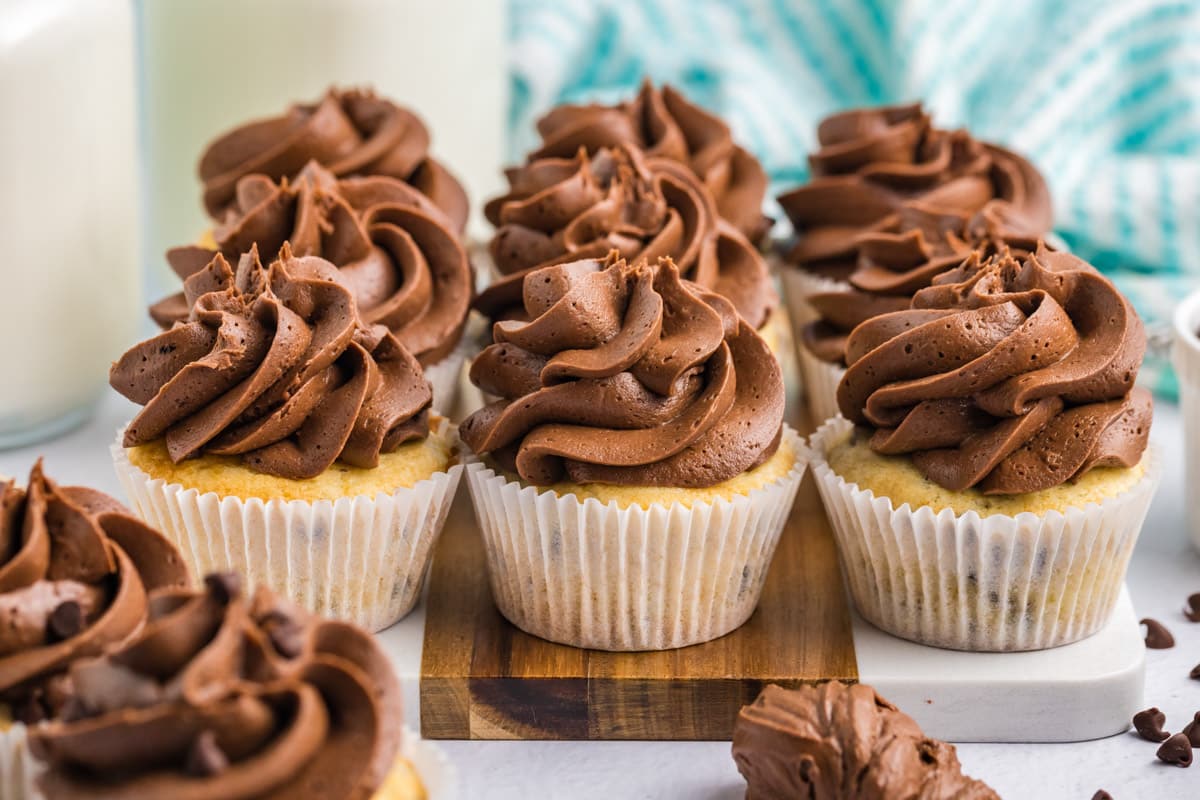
[507,0,1200,397]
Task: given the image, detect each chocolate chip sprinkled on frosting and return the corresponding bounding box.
[1141,618,1175,649]
[838,246,1152,494]
[462,254,784,488]
[112,245,432,480]
[1133,707,1170,742]
[530,79,771,242]
[200,87,468,232]
[1157,733,1193,767]
[733,683,999,799]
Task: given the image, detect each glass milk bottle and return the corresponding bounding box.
[137,0,507,299]
[0,0,141,447]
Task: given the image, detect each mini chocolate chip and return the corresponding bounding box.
[12,693,46,725]
[1191,663,1200,680]
[204,572,242,604]
[48,601,84,641]
[1185,593,1200,622]
[1091,791,1113,800]
[1157,733,1193,767]
[185,730,229,777]
[1133,707,1170,742]
[1182,712,1200,748]
[1141,618,1175,649]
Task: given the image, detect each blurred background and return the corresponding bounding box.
[3,0,1198,445]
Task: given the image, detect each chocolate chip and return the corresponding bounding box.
[1091,791,1113,800]
[204,572,242,604]
[1185,593,1200,622]
[1133,707,1170,742]
[1157,733,1193,767]
[47,601,84,641]
[1191,663,1200,680]
[185,730,229,777]
[1182,712,1200,748]
[1141,618,1175,649]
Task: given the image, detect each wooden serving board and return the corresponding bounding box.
[419,411,858,741]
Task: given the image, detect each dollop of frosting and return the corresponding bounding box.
[778,103,1053,280]
[199,87,468,232]
[838,246,1153,494]
[112,245,432,480]
[480,144,774,328]
[803,200,1044,366]
[461,254,784,488]
[30,573,402,800]
[529,80,771,242]
[0,463,188,723]
[153,162,472,368]
[733,683,999,799]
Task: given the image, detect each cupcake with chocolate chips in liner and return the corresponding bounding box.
[153,161,475,416]
[775,102,1053,335]
[460,253,806,651]
[28,572,455,799]
[809,246,1158,651]
[0,463,189,800]
[110,244,464,632]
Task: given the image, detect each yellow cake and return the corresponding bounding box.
[373,756,427,800]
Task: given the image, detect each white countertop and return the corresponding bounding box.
[2,391,1194,799]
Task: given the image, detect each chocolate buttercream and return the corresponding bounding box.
[733,683,999,799]
[0,463,188,722]
[461,254,784,487]
[112,245,432,480]
[200,87,468,232]
[779,103,1052,281]
[530,80,771,242]
[838,246,1152,494]
[154,162,472,367]
[30,574,402,800]
[480,145,774,328]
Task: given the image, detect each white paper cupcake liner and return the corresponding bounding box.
[1174,290,1200,550]
[808,416,1160,652]
[0,723,38,800]
[402,725,458,799]
[464,427,808,651]
[111,421,466,633]
[796,344,846,429]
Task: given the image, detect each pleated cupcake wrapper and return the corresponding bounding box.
[796,344,846,429]
[111,421,466,633]
[808,416,1160,652]
[1173,291,1200,549]
[0,723,38,800]
[401,725,458,799]
[774,259,851,332]
[465,427,808,651]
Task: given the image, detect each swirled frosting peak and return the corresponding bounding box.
[30,573,403,800]
[779,103,1052,279]
[733,683,999,799]
[200,87,468,232]
[154,161,472,367]
[0,462,188,723]
[480,144,774,328]
[529,80,771,242]
[838,246,1152,494]
[112,245,432,480]
[461,254,784,487]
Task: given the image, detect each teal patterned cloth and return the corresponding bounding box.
[507,0,1200,397]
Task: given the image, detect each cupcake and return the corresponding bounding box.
[775,103,1053,332]
[798,200,1047,425]
[151,162,475,414]
[810,245,1158,651]
[29,572,442,799]
[529,79,771,243]
[110,245,463,631]
[200,86,468,234]
[478,143,780,347]
[733,682,998,799]
[0,463,189,799]
[460,253,806,650]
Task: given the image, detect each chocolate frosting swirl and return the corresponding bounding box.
[803,200,1045,366]
[0,463,188,723]
[778,103,1053,281]
[112,245,432,480]
[838,246,1153,494]
[480,145,774,328]
[200,87,468,233]
[733,683,999,799]
[461,254,784,488]
[153,162,473,367]
[30,573,402,800]
[529,80,771,242]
